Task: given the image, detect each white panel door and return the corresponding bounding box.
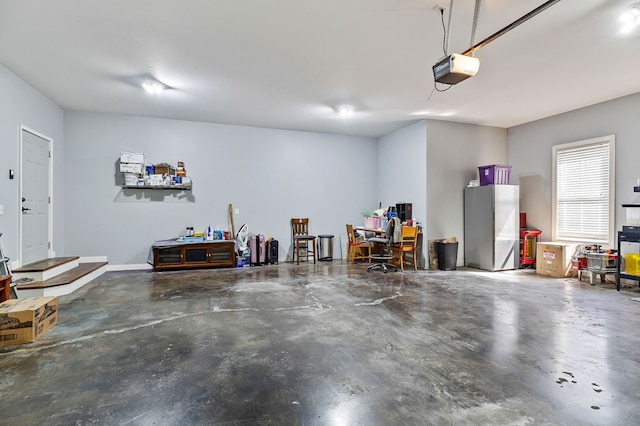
[21,128,51,265]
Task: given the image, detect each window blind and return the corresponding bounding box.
[555,141,610,243]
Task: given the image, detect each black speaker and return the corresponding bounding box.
[396,203,412,222]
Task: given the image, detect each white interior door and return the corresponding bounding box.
[20,127,52,266]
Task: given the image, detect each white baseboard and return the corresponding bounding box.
[79,256,109,263]
[107,263,153,272]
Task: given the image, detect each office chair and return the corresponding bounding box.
[367,217,401,273]
[291,218,316,264]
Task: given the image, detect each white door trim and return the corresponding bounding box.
[19,125,54,266]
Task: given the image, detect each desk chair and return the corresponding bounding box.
[291,218,316,264]
[367,236,398,273]
[367,217,401,273]
[346,224,371,263]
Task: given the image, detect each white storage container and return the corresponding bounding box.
[123,173,138,185]
[120,162,143,173]
[623,204,640,226]
[120,152,144,164]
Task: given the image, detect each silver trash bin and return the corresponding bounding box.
[317,234,334,261]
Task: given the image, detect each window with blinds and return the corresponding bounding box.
[552,136,615,244]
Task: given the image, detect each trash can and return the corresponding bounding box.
[317,234,334,261]
[435,241,458,271]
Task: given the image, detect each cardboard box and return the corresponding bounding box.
[0,297,58,346]
[120,152,144,164]
[536,243,578,278]
[153,164,176,175]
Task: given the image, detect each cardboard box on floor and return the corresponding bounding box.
[536,243,578,278]
[0,297,58,346]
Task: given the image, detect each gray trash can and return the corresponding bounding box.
[317,234,334,261]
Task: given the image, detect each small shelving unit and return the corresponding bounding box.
[616,229,640,291]
[616,198,640,291]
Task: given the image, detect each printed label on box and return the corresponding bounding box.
[543,250,555,261]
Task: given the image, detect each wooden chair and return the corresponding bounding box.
[392,226,418,271]
[346,224,371,263]
[291,218,316,264]
[0,275,11,303]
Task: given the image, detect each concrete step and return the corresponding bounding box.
[12,256,80,282]
[15,261,108,298]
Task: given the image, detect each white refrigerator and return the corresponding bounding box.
[464,185,519,271]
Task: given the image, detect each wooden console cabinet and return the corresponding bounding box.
[152,240,236,271]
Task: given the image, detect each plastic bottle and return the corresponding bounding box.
[207,226,213,241]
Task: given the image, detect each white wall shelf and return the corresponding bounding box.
[123,184,192,190]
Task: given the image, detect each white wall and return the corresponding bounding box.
[377,120,427,267]
[426,120,508,265]
[508,92,640,245]
[63,111,379,265]
[6,62,636,270]
[0,65,65,266]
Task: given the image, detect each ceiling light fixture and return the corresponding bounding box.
[142,80,166,95]
[338,105,354,118]
[621,2,640,33]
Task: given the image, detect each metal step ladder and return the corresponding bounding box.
[0,232,18,299]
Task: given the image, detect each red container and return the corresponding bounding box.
[478,164,512,185]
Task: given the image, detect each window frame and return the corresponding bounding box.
[551,135,615,246]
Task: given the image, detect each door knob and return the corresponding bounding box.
[22,207,31,213]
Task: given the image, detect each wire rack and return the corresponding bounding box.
[586,252,618,272]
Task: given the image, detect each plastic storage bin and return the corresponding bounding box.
[625,253,640,276]
[478,165,512,186]
[364,216,381,229]
[623,204,640,226]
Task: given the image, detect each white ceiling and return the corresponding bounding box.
[1,0,638,138]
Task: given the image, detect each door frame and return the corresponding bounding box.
[18,125,54,266]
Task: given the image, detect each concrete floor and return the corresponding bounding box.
[1,262,640,425]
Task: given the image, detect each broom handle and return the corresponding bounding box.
[229,203,236,238]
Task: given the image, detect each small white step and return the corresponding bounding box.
[12,257,80,282]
